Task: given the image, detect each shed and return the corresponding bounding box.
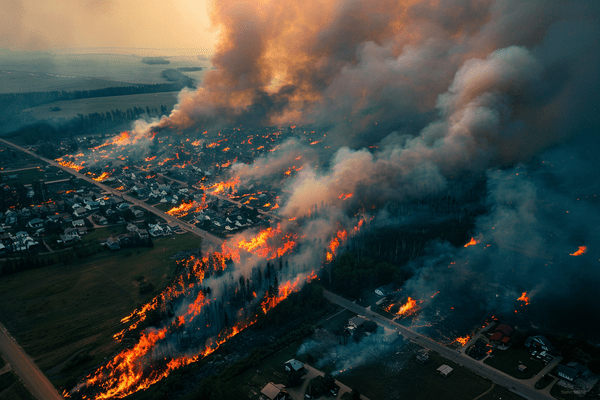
[517,364,527,372]
[260,383,287,400]
[437,365,453,377]
[284,359,305,374]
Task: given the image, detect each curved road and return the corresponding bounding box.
[0,324,63,400]
[323,290,555,400]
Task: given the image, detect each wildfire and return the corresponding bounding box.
[570,246,587,256]
[166,199,206,218]
[93,172,110,182]
[145,156,157,162]
[325,229,348,263]
[57,159,84,171]
[397,297,418,315]
[338,193,353,200]
[517,292,530,305]
[200,177,240,195]
[464,237,477,247]
[452,334,472,346]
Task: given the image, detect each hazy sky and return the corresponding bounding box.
[0,0,218,51]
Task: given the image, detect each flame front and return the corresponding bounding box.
[464,237,477,247]
[397,297,418,315]
[570,246,587,256]
[517,292,530,305]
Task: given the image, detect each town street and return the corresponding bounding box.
[0,323,64,400]
[0,138,224,247]
[323,290,556,400]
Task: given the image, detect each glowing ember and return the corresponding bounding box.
[145,156,157,161]
[338,193,353,200]
[570,246,587,256]
[200,177,240,195]
[517,292,530,305]
[464,237,477,247]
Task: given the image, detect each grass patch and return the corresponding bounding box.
[0,378,36,400]
[337,346,493,400]
[484,347,545,379]
[0,232,202,381]
[0,371,17,392]
[154,202,175,212]
[535,374,555,390]
[0,168,46,184]
[478,385,527,400]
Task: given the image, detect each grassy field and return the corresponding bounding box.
[0,167,46,184]
[484,347,545,379]
[336,346,493,400]
[479,385,526,400]
[0,232,202,381]
[22,92,180,121]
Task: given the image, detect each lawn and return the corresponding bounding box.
[0,376,35,400]
[0,232,202,385]
[478,385,526,400]
[236,340,304,398]
[0,167,46,184]
[336,345,493,400]
[484,347,545,379]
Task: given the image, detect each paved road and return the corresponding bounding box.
[0,324,63,400]
[323,290,555,400]
[0,138,224,247]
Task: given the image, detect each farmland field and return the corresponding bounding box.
[0,232,202,385]
[0,50,212,92]
[21,91,180,121]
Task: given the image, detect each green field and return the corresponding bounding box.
[0,167,46,184]
[22,92,180,121]
[484,347,545,379]
[0,233,202,381]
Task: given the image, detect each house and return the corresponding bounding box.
[126,223,139,233]
[517,364,527,373]
[260,383,289,400]
[60,232,80,244]
[489,332,504,342]
[137,229,149,240]
[494,324,514,337]
[375,283,394,296]
[283,359,305,375]
[26,218,44,229]
[557,364,579,382]
[72,219,85,228]
[437,365,453,377]
[566,362,590,379]
[525,335,555,353]
[348,315,368,330]
[105,237,120,250]
[116,234,132,246]
[132,208,144,219]
[73,207,87,218]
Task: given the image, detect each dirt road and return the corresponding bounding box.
[0,323,63,400]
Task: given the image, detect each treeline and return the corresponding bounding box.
[10,104,170,152]
[0,83,182,132]
[141,57,170,65]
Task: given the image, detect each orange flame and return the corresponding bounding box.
[56,159,84,171]
[453,334,472,346]
[338,193,354,200]
[464,237,477,247]
[570,246,587,256]
[93,172,110,182]
[397,297,418,315]
[517,292,530,305]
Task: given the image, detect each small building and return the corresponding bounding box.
[126,223,139,232]
[494,324,514,337]
[26,218,44,229]
[416,351,430,365]
[566,362,590,379]
[283,359,305,374]
[489,332,504,342]
[437,365,453,377]
[557,364,578,382]
[105,237,120,250]
[525,335,555,353]
[137,229,149,240]
[517,364,527,373]
[260,383,289,400]
[132,208,144,219]
[348,315,368,329]
[72,219,85,228]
